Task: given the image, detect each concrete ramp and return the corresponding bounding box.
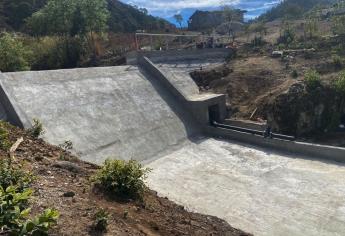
[0,66,199,164]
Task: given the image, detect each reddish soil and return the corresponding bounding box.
[0,123,251,236]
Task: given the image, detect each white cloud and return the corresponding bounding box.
[125,0,240,11]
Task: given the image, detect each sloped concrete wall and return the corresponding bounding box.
[1,66,199,164]
[0,72,30,127]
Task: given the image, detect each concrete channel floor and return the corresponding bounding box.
[147,137,345,236]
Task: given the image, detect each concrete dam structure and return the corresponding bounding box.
[2,49,345,236]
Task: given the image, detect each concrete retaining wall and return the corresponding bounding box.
[128,48,233,65]
[0,72,30,128]
[138,56,227,125]
[205,126,345,163]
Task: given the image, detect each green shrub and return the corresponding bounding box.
[0,33,32,72]
[91,159,151,200]
[0,186,59,235]
[335,71,345,96]
[0,159,33,191]
[291,70,298,79]
[28,119,44,138]
[332,55,343,69]
[28,37,86,70]
[93,209,108,232]
[304,69,321,90]
[0,123,11,151]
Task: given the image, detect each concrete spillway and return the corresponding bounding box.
[1,66,199,164]
[1,49,345,236]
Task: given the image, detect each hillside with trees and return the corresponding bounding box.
[0,0,174,73]
[0,0,172,32]
[258,0,336,21]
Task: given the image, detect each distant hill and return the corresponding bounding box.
[0,0,173,32]
[258,0,336,21]
[107,0,173,32]
[188,9,246,31]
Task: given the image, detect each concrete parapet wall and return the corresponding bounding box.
[205,126,345,163]
[127,48,233,65]
[0,72,30,128]
[138,56,227,125]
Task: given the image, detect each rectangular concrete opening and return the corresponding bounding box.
[208,104,220,124]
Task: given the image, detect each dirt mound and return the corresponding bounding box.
[263,83,345,136]
[0,123,251,236]
[191,55,294,119]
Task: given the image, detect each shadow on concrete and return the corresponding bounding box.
[139,67,201,141]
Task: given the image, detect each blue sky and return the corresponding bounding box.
[121,0,282,26]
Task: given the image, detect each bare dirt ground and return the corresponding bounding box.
[0,123,251,236]
[191,19,345,146]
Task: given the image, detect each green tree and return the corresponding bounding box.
[27,0,109,37]
[222,5,235,39]
[173,14,183,29]
[0,33,31,72]
[332,15,345,36]
[27,0,109,60]
[305,17,319,39]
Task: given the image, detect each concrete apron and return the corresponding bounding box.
[146,137,345,236]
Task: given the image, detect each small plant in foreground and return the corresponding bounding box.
[0,186,59,235]
[58,140,74,160]
[93,209,109,232]
[0,159,33,190]
[304,69,321,90]
[28,119,44,138]
[91,159,151,200]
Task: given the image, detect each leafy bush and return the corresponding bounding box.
[277,27,295,47]
[28,119,44,138]
[335,71,345,96]
[251,36,264,47]
[91,159,151,200]
[0,186,59,235]
[304,69,321,90]
[0,159,33,190]
[28,37,87,70]
[291,69,298,78]
[0,123,11,151]
[0,33,32,72]
[93,209,108,232]
[332,55,343,69]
